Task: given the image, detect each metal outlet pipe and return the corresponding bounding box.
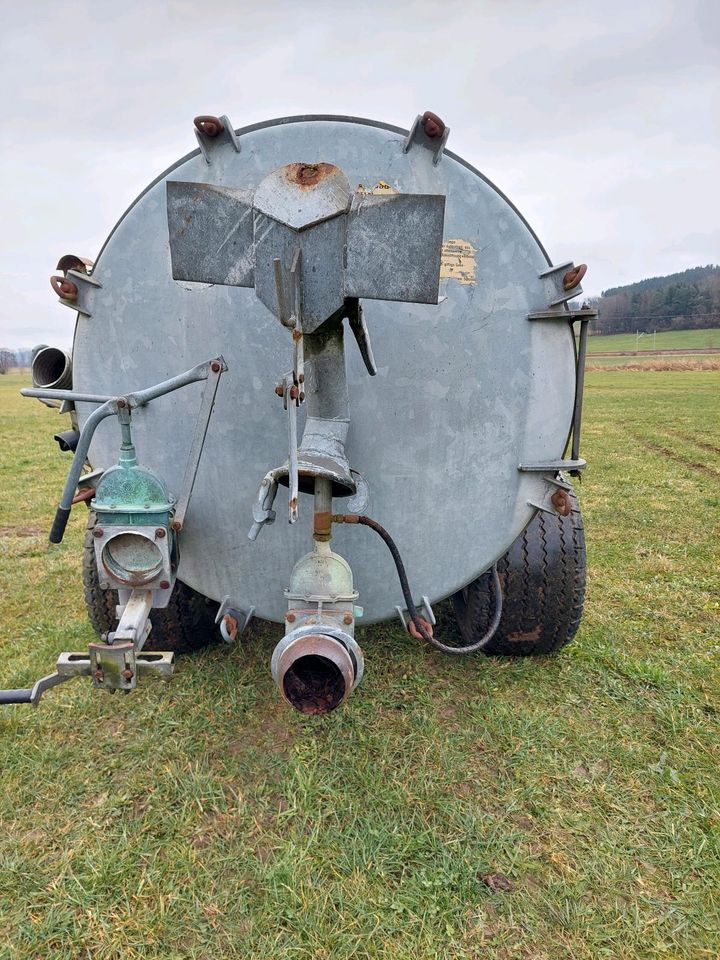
[32,347,72,390]
[271,627,363,715]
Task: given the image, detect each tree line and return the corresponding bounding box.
[587,265,720,335]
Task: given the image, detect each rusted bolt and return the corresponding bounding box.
[275,383,285,397]
[422,111,446,139]
[194,115,224,137]
[155,528,166,539]
[116,398,126,409]
[94,668,104,683]
[551,489,572,517]
[50,275,78,301]
[299,391,305,403]
[563,263,587,291]
[210,361,221,373]
[93,527,103,538]
[298,373,305,384]
[171,519,182,532]
[286,612,296,623]
[289,384,299,401]
[343,612,353,626]
[121,668,134,681]
[159,580,171,590]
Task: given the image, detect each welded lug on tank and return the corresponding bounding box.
[538,261,587,308]
[215,597,255,644]
[50,254,101,315]
[402,111,450,165]
[526,473,574,516]
[396,596,437,635]
[193,114,240,164]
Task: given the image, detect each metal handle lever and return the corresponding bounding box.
[22,357,227,544]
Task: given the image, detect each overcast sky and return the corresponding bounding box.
[0,0,717,349]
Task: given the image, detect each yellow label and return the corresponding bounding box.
[440,239,477,284]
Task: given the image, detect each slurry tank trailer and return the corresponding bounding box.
[1,112,594,715]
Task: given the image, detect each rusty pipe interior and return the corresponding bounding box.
[272,632,356,716]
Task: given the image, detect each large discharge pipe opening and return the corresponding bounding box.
[32,347,72,390]
[272,632,357,716]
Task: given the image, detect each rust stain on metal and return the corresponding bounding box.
[313,510,333,541]
[563,263,587,291]
[194,115,224,137]
[283,162,336,188]
[440,239,477,284]
[422,111,446,139]
[286,611,296,623]
[342,612,353,626]
[71,487,96,505]
[551,489,571,516]
[171,519,183,532]
[408,617,434,640]
[50,275,78,300]
[223,613,239,642]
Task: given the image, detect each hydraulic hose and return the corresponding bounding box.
[332,514,503,655]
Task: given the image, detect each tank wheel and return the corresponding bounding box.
[452,487,586,656]
[82,512,220,653]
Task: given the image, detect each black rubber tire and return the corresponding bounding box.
[82,512,219,653]
[452,487,586,656]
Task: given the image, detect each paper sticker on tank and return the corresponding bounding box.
[440,239,477,284]
[356,181,399,196]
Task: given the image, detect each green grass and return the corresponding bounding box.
[0,370,719,959]
[585,327,720,353]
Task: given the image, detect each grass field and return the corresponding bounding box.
[585,328,720,354]
[0,369,718,959]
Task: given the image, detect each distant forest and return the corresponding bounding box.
[587,265,720,335]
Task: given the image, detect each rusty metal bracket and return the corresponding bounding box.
[52,268,102,317]
[538,261,585,308]
[395,595,436,633]
[194,114,240,164]
[215,597,255,644]
[527,474,573,516]
[403,111,450,165]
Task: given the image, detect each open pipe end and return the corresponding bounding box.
[32,346,72,390]
[273,633,357,716]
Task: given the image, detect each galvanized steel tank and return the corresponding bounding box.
[70,115,579,625]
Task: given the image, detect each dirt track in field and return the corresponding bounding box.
[665,430,720,457]
[627,434,720,480]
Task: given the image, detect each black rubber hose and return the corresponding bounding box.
[333,514,503,655]
[0,689,33,705]
[49,505,71,544]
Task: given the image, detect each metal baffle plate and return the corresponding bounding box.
[71,115,576,625]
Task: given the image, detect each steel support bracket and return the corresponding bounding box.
[55,268,102,318]
[538,262,584,308]
[403,114,450,165]
[518,459,587,472]
[395,595,436,632]
[215,597,255,644]
[195,115,240,164]
[527,307,598,322]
